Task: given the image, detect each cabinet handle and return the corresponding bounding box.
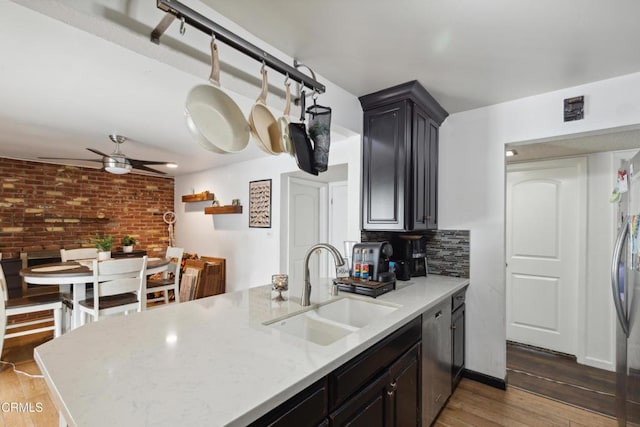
[435,394,442,403]
[451,325,456,330]
[434,310,442,319]
[387,381,397,396]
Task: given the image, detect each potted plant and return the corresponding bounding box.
[121,235,137,253]
[92,234,113,261]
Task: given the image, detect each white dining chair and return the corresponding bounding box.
[60,247,98,262]
[146,247,184,306]
[77,256,147,325]
[0,263,63,353]
[60,247,98,330]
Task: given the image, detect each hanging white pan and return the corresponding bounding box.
[185,40,250,154]
[269,78,293,155]
[249,66,280,154]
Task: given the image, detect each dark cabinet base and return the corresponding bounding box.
[252,317,422,427]
[452,303,465,389]
[248,378,328,427]
[329,372,391,427]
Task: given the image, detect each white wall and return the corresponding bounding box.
[174,135,361,294]
[582,151,622,371]
[439,71,640,380]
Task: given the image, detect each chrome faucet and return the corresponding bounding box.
[302,243,346,306]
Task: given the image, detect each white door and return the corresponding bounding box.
[506,158,586,355]
[288,178,325,296]
[328,181,348,276]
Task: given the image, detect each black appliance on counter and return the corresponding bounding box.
[334,241,396,297]
[391,235,428,280]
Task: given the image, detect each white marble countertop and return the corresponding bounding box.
[34,275,469,427]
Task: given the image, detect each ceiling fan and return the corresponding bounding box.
[39,134,176,175]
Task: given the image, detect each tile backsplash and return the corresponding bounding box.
[361,230,470,278]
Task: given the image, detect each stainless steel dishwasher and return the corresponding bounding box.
[422,299,452,426]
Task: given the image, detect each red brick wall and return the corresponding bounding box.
[0,158,174,259]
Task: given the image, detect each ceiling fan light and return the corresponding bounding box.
[104,157,132,174]
[165,162,178,168]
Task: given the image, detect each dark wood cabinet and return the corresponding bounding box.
[329,343,422,427]
[412,106,439,230]
[329,371,392,427]
[329,317,421,427]
[359,81,448,232]
[248,378,328,427]
[388,342,421,427]
[451,289,466,389]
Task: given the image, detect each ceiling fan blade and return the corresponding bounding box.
[86,148,113,158]
[38,157,103,163]
[129,158,170,166]
[131,163,167,175]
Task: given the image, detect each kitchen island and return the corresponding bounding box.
[34,275,469,426]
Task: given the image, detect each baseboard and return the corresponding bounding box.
[463,368,506,390]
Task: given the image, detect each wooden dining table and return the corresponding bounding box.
[20,257,170,330]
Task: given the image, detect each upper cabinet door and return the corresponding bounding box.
[412,106,439,230]
[362,101,409,231]
[411,106,429,230]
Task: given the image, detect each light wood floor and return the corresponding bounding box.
[0,332,59,427]
[0,333,619,427]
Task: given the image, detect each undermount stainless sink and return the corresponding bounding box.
[265,297,400,346]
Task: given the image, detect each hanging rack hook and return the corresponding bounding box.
[179,16,186,35]
[284,73,290,86]
[211,32,216,42]
[260,60,266,74]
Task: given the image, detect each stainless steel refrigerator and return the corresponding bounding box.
[611,154,640,426]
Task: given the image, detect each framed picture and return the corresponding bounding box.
[249,179,272,228]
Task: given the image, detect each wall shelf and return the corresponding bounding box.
[204,205,242,215]
[182,191,215,203]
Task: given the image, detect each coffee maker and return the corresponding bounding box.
[390,235,428,280]
[350,241,393,282]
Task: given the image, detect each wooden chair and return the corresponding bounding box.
[0,263,62,354]
[77,256,147,325]
[146,247,184,306]
[60,248,98,262]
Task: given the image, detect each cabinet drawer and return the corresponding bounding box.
[248,378,328,427]
[452,289,465,312]
[329,316,421,410]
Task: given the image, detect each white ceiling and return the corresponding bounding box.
[202,0,640,113]
[2,0,640,176]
